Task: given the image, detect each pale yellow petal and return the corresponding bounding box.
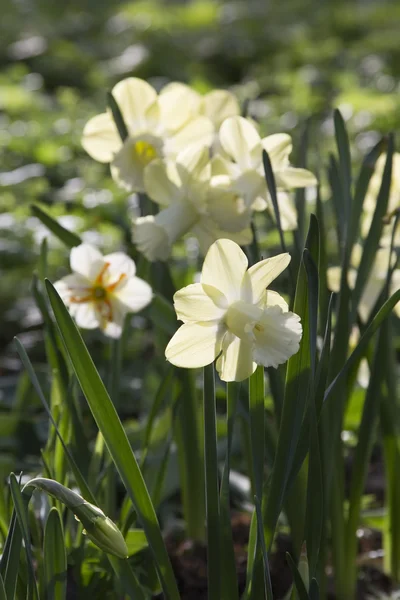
[262,134,292,165]
[201,238,248,303]
[202,90,240,128]
[165,322,224,368]
[216,332,256,382]
[276,167,317,189]
[159,82,200,131]
[81,113,121,163]
[173,283,227,323]
[112,77,157,127]
[167,117,214,156]
[219,116,261,169]
[253,305,302,369]
[143,159,181,206]
[247,254,291,303]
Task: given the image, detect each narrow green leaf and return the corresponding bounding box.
[9,474,39,600]
[352,135,394,315]
[249,366,265,499]
[1,512,22,600]
[254,496,273,600]
[203,364,220,600]
[334,109,352,223]
[45,280,179,600]
[0,573,6,600]
[43,508,67,600]
[286,552,309,600]
[31,204,82,248]
[327,154,345,247]
[107,91,128,142]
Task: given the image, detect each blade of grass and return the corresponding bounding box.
[45,280,180,600]
[107,91,128,142]
[0,573,6,600]
[203,364,220,600]
[43,507,67,600]
[31,204,81,248]
[286,552,309,600]
[0,511,22,599]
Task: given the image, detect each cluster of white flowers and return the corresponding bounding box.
[54,76,317,380]
[82,77,317,262]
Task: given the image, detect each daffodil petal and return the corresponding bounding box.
[216,332,256,382]
[276,167,317,189]
[253,306,302,369]
[112,78,157,127]
[70,244,104,281]
[114,277,153,312]
[173,283,227,323]
[54,274,91,302]
[73,303,99,330]
[202,90,240,128]
[201,238,248,303]
[143,159,181,206]
[262,134,292,165]
[103,252,136,279]
[167,117,214,156]
[264,290,289,312]
[219,116,261,168]
[159,83,200,131]
[247,253,291,303]
[81,113,121,163]
[165,322,224,368]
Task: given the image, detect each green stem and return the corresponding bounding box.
[174,371,205,541]
[203,364,220,600]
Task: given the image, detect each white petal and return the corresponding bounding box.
[103,252,136,279]
[114,277,153,312]
[165,322,224,368]
[262,134,292,165]
[111,138,154,192]
[202,90,240,128]
[173,283,227,323]
[201,238,248,303]
[276,167,317,189]
[143,159,181,206]
[70,244,104,281]
[73,303,100,330]
[270,191,298,231]
[263,290,289,312]
[219,116,261,169]
[112,78,157,128]
[247,253,291,304]
[159,83,200,131]
[253,306,302,369]
[176,144,210,179]
[207,189,252,232]
[102,320,123,339]
[167,117,214,156]
[54,274,91,302]
[133,202,198,261]
[193,217,253,257]
[81,113,121,163]
[216,332,256,382]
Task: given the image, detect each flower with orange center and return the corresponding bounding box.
[54,243,152,338]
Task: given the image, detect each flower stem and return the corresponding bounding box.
[203,364,220,600]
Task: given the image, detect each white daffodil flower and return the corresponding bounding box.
[327,244,400,322]
[211,116,317,230]
[81,77,214,192]
[159,82,240,129]
[54,243,152,338]
[165,239,302,382]
[132,145,252,261]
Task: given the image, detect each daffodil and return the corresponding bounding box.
[158,82,240,129]
[165,239,302,382]
[81,77,214,192]
[211,116,317,230]
[54,243,152,338]
[132,145,252,261]
[327,244,400,322]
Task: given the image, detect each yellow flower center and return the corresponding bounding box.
[92,286,107,300]
[132,140,158,166]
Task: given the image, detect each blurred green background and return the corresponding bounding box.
[1,0,400,381]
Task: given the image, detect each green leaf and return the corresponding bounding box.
[203,364,220,600]
[43,508,67,600]
[0,573,6,600]
[0,512,22,600]
[352,135,394,316]
[254,496,273,600]
[125,530,149,556]
[107,91,128,142]
[286,552,309,600]
[45,280,180,600]
[31,204,82,248]
[9,474,39,600]
[334,109,352,224]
